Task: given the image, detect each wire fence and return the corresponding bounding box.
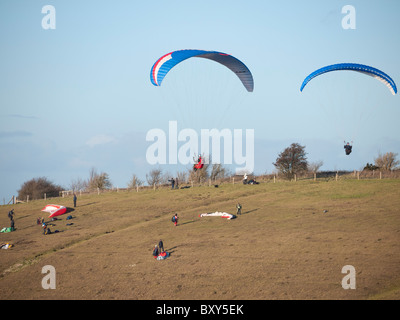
[4,169,400,206]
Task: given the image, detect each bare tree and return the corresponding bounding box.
[88,167,97,188]
[146,168,163,186]
[87,167,112,190]
[93,173,112,190]
[308,160,324,173]
[210,163,229,181]
[273,143,308,180]
[127,174,144,189]
[161,171,173,185]
[70,177,87,192]
[176,170,188,184]
[374,152,399,171]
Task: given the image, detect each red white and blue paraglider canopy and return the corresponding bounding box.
[42,204,67,218]
[150,49,254,92]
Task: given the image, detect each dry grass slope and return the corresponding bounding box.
[0,179,399,300]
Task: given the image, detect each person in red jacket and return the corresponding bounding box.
[173,213,178,226]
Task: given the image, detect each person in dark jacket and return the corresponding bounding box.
[236,203,242,215]
[158,240,164,253]
[73,193,77,207]
[344,141,353,155]
[8,209,15,221]
[168,178,175,190]
[152,245,159,258]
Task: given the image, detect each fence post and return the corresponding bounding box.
[380,171,382,180]
[314,172,316,181]
[274,175,276,183]
[357,171,360,180]
[336,172,338,181]
[44,193,46,201]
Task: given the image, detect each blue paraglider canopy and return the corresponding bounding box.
[150,49,254,92]
[300,63,397,95]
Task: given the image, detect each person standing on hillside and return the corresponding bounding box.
[8,209,15,221]
[158,239,164,253]
[172,213,178,227]
[236,203,242,215]
[73,193,77,207]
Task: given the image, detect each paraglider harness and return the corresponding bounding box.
[193,155,204,171]
[344,141,353,155]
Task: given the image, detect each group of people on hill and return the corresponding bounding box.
[168,178,179,190]
[152,203,244,258]
[152,239,164,257]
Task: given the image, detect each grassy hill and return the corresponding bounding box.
[1,178,399,300]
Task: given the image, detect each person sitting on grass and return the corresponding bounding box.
[152,245,159,258]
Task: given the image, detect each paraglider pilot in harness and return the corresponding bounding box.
[344,141,353,156]
[193,155,204,171]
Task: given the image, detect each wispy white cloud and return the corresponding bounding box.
[86,134,117,148]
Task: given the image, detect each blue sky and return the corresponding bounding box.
[0,0,399,201]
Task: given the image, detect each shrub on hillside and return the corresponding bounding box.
[18,177,63,200]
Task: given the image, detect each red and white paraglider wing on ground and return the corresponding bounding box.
[199,211,235,220]
[41,204,67,218]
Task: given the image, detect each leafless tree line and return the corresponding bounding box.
[16,148,400,200]
[70,167,111,192]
